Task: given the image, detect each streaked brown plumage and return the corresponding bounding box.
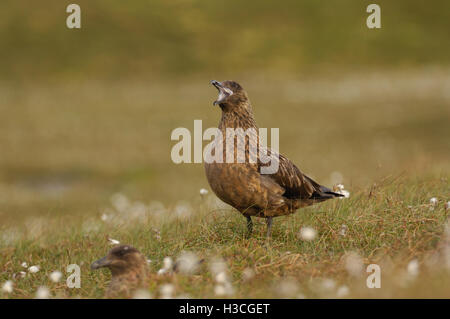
[91,245,149,298]
[205,80,343,238]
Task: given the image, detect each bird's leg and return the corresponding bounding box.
[265,217,273,239]
[246,216,253,237]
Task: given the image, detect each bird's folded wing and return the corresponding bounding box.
[258,149,315,199]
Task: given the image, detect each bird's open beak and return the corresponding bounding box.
[91,256,111,270]
[211,80,233,105]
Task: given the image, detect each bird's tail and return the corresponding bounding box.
[304,175,345,200]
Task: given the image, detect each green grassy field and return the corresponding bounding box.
[0,68,449,298]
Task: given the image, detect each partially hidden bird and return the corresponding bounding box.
[91,245,149,298]
[204,80,344,239]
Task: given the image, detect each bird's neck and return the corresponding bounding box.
[219,105,258,131]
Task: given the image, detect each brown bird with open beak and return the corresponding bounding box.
[205,80,343,239]
[91,245,149,298]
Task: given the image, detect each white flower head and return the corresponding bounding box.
[163,257,173,270]
[320,278,336,291]
[159,284,175,299]
[333,184,350,198]
[108,238,120,245]
[344,252,364,277]
[215,271,228,284]
[445,201,450,211]
[429,197,438,206]
[200,188,209,196]
[298,227,317,241]
[275,277,299,298]
[340,190,350,198]
[176,251,200,275]
[209,257,228,276]
[21,262,28,268]
[242,268,255,281]
[28,265,40,273]
[407,259,420,277]
[35,286,50,299]
[1,280,13,293]
[214,282,234,296]
[49,271,63,283]
[336,285,350,298]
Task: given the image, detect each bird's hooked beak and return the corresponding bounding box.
[91,256,111,270]
[211,80,233,106]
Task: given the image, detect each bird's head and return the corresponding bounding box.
[91,245,147,276]
[210,80,250,112]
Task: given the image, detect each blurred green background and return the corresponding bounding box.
[1,0,449,80]
[0,0,449,222]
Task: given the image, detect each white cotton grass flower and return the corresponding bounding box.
[214,282,234,296]
[333,184,350,198]
[163,257,173,270]
[209,257,228,276]
[344,251,364,277]
[152,228,162,241]
[100,213,109,222]
[176,251,200,275]
[1,280,13,294]
[28,265,40,273]
[132,289,152,299]
[429,197,438,206]
[339,224,348,237]
[13,271,27,279]
[49,271,63,283]
[298,226,317,241]
[274,277,299,298]
[445,201,450,211]
[320,278,336,291]
[241,268,255,281]
[329,171,344,185]
[215,271,228,284]
[200,188,209,196]
[336,285,350,298]
[35,286,50,299]
[407,259,420,277]
[21,262,28,268]
[157,269,167,275]
[174,201,192,219]
[159,284,175,299]
[0,227,22,246]
[108,238,120,245]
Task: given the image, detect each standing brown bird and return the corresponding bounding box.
[205,80,343,238]
[91,245,149,298]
